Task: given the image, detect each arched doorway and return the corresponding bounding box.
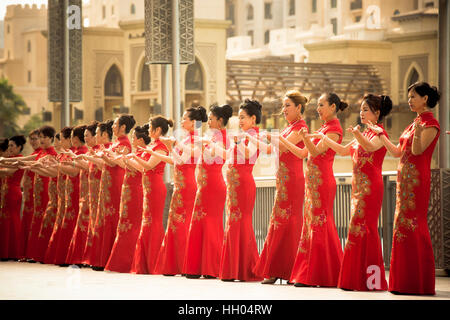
[184,57,205,109]
[104,64,124,119]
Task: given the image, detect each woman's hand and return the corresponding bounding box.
[347,125,360,135]
[306,132,325,141]
[367,120,383,135]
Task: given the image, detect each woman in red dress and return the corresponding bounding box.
[153,107,207,276]
[19,130,41,260]
[252,91,308,284]
[52,125,88,265]
[370,82,441,295]
[43,128,73,264]
[81,120,113,266]
[66,122,99,265]
[0,136,26,260]
[311,94,392,291]
[219,99,263,282]
[104,125,150,273]
[286,93,345,288]
[89,115,134,271]
[25,126,58,262]
[183,104,232,279]
[130,116,172,274]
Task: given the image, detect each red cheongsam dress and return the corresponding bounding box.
[105,149,146,273]
[290,118,343,287]
[91,136,131,268]
[154,131,198,275]
[131,140,168,274]
[254,119,307,281]
[337,124,388,291]
[66,151,91,265]
[26,146,58,262]
[0,155,24,259]
[219,127,262,281]
[389,111,440,295]
[82,143,110,265]
[19,147,41,259]
[182,129,228,278]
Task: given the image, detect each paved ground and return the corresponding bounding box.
[0,261,449,300]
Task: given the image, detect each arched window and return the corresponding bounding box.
[247,4,254,20]
[289,0,295,15]
[104,65,123,96]
[407,67,420,88]
[140,63,151,91]
[264,30,270,44]
[185,58,203,91]
[130,3,136,15]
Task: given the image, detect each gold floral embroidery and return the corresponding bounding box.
[33,175,43,213]
[76,171,90,232]
[167,166,186,233]
[0,179,7,218]
[62,178,75,228]
[269,161,292,230]
[192,166,208,221]
[22,172,34,213]
[142,173,151,216]
[117,170,134,233]
[39,178,58,237]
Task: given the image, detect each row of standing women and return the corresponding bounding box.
[0,81,441,295]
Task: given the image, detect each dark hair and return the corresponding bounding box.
[117,114,136,134]
[210,104,233,126]
[40,125,56,140]
[134,124,151,145]
[240,99,262,124]
[86,121,99,137]
[407,81,440,108]
[28,129,40,137]
[9,135,26,152]
[72,125,87,144]
[99,120,114,140]
[150,116,174,136]
[186,106,208,123]
[285,90,308,114]
[362,94,393,122]
[0,138,9,152]
[55,133,61,140]
[326,93,348,112]
[61,126,73,140]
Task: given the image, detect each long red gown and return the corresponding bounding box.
[82,143,109,265]
[105,150,146,273]
[131,140,168,274]
[253,120,307,281]
[44,150,72,264]
[0,155,24,259]
[219,127,262,281]
[19,147,41,259]
[90,136,131,268]
[389,111,440,295]
[26,146,58,262]
[154,131,198,275]
[290,118,343,287]
[337,124,388,291]
[182,129,228,278]
[51,145,88,264]
[66,156,91,265]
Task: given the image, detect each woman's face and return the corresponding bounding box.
[29,134,40,150]
[71,133,82,148]
[39,133,52,149]
[316,94,334,122]
[282,97,300,123]
[238,109,255,131]
[148,123,161,140]
[181,111,195,132]
[207,112,221,129]
[359,101,379,125]
[84,129,96,147]
[408,89,428,113]
[54,138,61,151]
[112,118,124,137]
[7,140,21,156]
[60,135,71,149]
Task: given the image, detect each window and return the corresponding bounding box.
[185,59,203,91]
[355,15,361,22]
[408,68,420,88]
[350,0,362,10]
[111,6,114,15]
[247,5,254,20]
[6,24,10,34]
[413,0,419,10]
[102,5,106,19]
[331,18,337,35]
[331,0,337,8]
[247,30,254,46]
[264,30,270,44]
[27,40,31,53]
[28,70,32,83]
[140,63,151,91]
[264,2,273,19]
[130,3,136,15]
[312,0,317,13]
[425,2,435,8]
[393,9,400,15]
[104,65,123,96]
[227,3,235,23]
[289,0,295,15]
